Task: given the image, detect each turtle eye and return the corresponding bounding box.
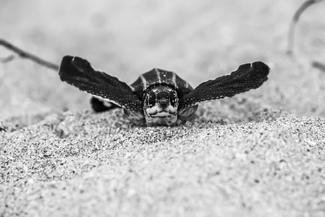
[169,91,178,106]
[148,94,156,107]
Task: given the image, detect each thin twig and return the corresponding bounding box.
[312,61,325,73]
[287,0,323,56]
[0,55,14,63]
[0,39,59,71]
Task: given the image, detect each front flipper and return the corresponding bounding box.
[59,56,144,120]
[179,61,270,110]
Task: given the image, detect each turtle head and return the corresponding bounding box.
[143,85,179,125]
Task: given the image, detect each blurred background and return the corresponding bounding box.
[0,0,325,125]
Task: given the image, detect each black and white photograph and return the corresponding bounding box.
[1,0,325,216]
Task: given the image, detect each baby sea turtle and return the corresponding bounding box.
[59,56,269,126]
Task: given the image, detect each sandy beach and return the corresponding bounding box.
[1,1,325,216]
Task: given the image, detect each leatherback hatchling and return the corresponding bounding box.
[59,56,269,126]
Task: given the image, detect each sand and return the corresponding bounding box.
[1,103,325,217]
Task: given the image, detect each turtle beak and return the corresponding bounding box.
[156,91,170,110]
[158,97,169,109]
[158,98,177,115]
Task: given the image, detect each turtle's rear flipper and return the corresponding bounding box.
[90,97,120,113]
[179,61,269,110]
[59,56,144,121]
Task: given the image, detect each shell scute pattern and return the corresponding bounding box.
[131,68,193,99]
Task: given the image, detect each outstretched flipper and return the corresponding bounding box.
[179,61,270,110]
[59,56,144,120]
